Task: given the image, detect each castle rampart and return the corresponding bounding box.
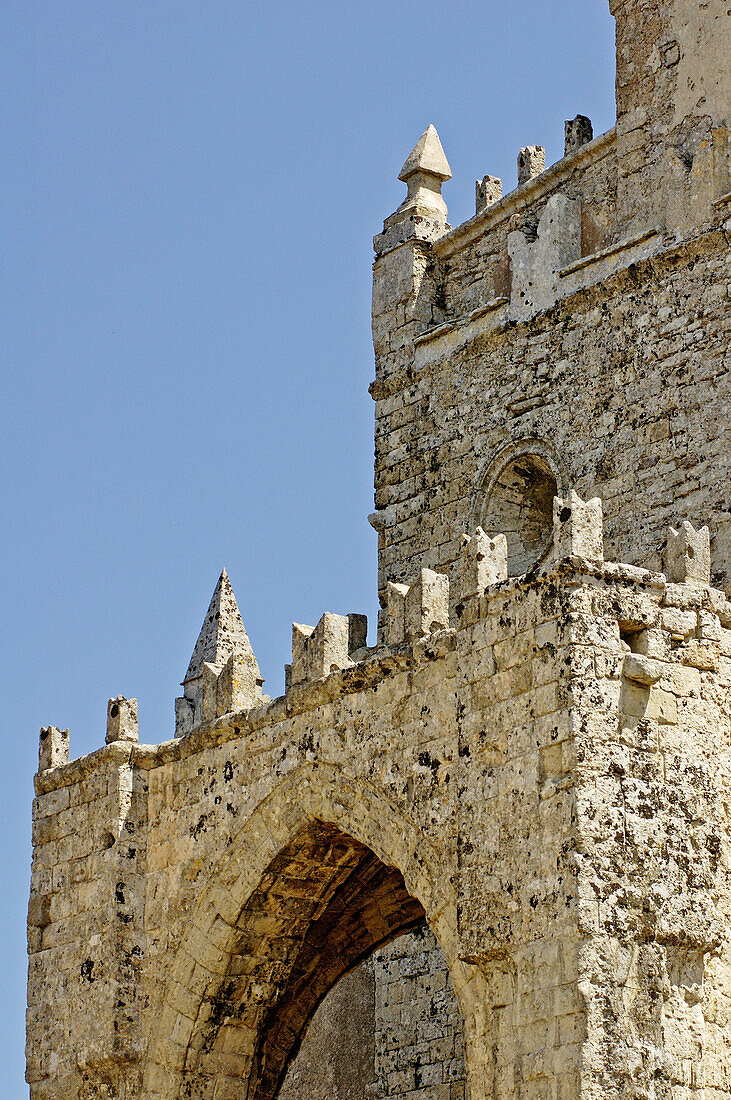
[28,502,731,1098]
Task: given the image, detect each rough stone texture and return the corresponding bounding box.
[475,175,503,215]
[27,3,731,1098]
[106,697,139,745]
[176,568,264,736]
[564,115,594,157]
[517,146,545,185]
[373,927,466,1100]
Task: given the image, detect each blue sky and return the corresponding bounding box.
[1,2,615,1092]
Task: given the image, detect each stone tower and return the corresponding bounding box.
[27,2,731,1098]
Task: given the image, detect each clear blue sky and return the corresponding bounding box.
[1,2,615,1093]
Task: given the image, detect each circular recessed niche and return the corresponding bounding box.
[476,442,561,576]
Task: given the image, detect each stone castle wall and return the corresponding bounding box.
[28,527,731,1097]
[372,231,731,602]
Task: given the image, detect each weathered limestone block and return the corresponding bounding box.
[508,192,581,320]
[290,612,367,685]
[38,726,69,771]
[517,143,545,184]
[475,174,502,214]
[218,651,266,712]
[664,520,711,585]
[386,570,449,644]
[459,528,508,598]
[106,696,139,744]
[291,622,315,685]
[405,569,449,639]
[552,490,604,563]
[386,582,409,646]
[174,695,194,736]
[565,114,593,156]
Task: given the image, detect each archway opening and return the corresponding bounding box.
[183,820,457,1100]
[279,922,467,1100]
[478,446,560,575]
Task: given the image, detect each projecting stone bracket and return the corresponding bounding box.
[623,653,665,686]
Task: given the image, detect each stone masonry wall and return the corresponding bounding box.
[372,232,731,608]
[27,3,731,1098]
[374,927,466,1100]
[28,535,731,1099]
[370,0,730,624]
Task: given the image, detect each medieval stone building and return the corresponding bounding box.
[27,0,730,1097]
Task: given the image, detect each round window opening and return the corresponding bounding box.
[479,450,558,576]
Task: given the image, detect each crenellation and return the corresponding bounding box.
[664,519,712,586]
[517,144,546,185]
[475,174,502,214]
[459,528,508,599]
[564,115,593,156]
[551,490,604,565]
[289,611,368,685]
[38,725,69,772]
[106,696,139,744]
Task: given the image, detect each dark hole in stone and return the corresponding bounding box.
[110,704,119,718]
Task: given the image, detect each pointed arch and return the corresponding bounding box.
[143,762,489,1099]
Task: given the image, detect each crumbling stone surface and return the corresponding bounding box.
[475,174,502,214]
[27,550,731,1100]
[27,2,731,1098]
[279,926,467,1100]
[565,115,594,156]
[517,145,546,186]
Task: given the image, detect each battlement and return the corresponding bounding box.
[29,483,731,1100]
[26,7,731,1096]
[34,495,725,780]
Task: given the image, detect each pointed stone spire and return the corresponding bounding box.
[175,569,263,736]
[374,124,452,256]
[396,124,452,222]
[399,125,452,185]
[184,568,261,684]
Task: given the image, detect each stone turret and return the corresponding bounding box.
[610,0,730,233]
[175,568,263,734]
[371,126,452,389]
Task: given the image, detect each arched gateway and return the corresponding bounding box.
[28,2,731,1097]
[144,764,484,1099]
